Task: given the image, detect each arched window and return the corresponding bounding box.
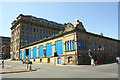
[72,40,75,50]
[110,44,112,52]
[101,42,104,50]
[92,41,96,50]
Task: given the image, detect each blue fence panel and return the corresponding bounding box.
[28,49,31,58]
[38,45,44,57]
[20,51,22,59]
[55,40,63,55]
[33,47,37,57]
[31,48,33,58]
[24,50,26,58]
[46,43,52,56]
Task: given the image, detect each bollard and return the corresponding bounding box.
[27,63,28,69]
[28,64,32,70]
[2,60,4,69]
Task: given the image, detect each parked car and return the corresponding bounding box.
[22,59,32,64]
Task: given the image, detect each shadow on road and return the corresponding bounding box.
[1,69,38,74]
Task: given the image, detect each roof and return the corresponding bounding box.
[20,27,120,49]
[0,36,11,39]
[16,14,65,27]
[86,31,119,42]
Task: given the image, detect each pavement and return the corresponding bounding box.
[0,60,37,74]
[0,59,94,74]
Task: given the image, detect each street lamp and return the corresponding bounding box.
[2,51,4,69]
[0,45,6,69]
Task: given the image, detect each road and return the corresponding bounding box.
[1,60,119,78]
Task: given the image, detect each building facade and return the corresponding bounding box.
[10,14,65,60]
[20,20,120,65]
[0,36,11,59]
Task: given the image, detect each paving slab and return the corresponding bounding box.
[0,65,37,74]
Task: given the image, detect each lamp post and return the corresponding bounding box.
[0,45,6,69]
[2,51,4,69]
[0,49,4,68]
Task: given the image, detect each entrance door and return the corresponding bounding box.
[57,57,61,64]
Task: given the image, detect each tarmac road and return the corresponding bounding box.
[1,60,119,78]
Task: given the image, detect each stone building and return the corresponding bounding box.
[0,36,11,59]
[20,19,120,65]
[10,14,65,60]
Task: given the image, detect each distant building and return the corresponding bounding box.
[10,14,65,60]
[20,19,120,65]
[0,36,11,59]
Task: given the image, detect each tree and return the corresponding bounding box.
[100,33,103,36]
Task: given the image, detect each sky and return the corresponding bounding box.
[0,2,118,39]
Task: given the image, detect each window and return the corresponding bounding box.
[26,32,28,37]
[36,35,39,38]
[44,30,46,34]
[78,40,86,49]
[39,29,41,33]
[25,40,28,43]
[21,39,24,42]
[41,29,42,33]
[30,33,32,37]
[30,40,33,43]
[26,26,28,30]
[101,42,104,50]
[92,41,96,50]
[65,40,76,51]
[36,28,39,32]
[116,46,118,53]
[43,30,45,33]
[39,35,41,39]
[72,40,76,50]
[98,46,102,50]
[21,32,24,36]
[34,34,36,38]
[30,27,32,31]
[34,28,36,32]
[110,44,112,51]
[46,31,48,34]
[21,26,24,30]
